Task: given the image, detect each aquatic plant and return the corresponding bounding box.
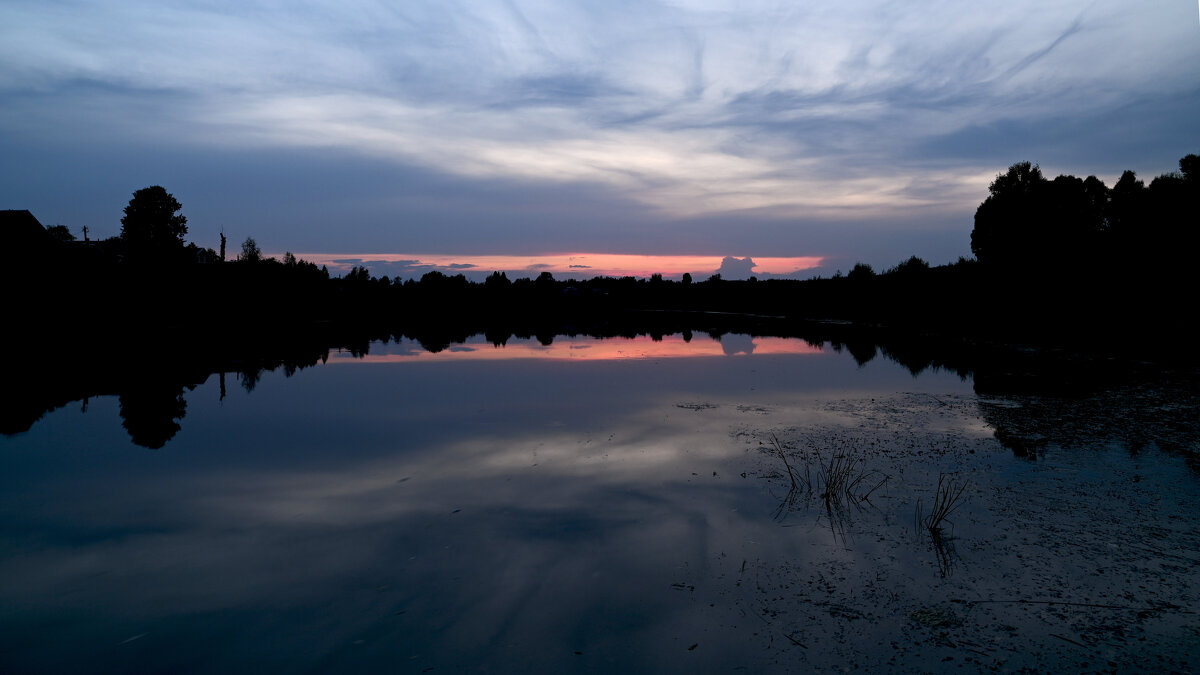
[918,472,968,536]
[815,449,888,508]
[770,433,811,493]
[914,473,968,577]
[767,433,888,511]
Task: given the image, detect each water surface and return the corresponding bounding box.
[1,334,1196,672]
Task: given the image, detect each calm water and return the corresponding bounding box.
[2,334,1197,672]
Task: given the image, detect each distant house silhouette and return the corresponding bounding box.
[0,210,56,252]
[191,246,221,265]
[1,209,122,268]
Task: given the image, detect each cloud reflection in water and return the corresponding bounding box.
[0,334,982,672]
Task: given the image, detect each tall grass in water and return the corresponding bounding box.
[768,433,888,523]
[770,433,811,494]
[769,434,809,520]
[816,449,889,508]
[915,473,968,577]
[917,473,968,536]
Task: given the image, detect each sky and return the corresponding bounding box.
[2,1,1198,280]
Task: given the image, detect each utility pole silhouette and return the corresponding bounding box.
[220,231,227,262]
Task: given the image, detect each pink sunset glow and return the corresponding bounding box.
[282,252,825,280]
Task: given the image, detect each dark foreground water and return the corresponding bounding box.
[1,334,1197,673]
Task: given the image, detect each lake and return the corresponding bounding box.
[1,332,1197,673]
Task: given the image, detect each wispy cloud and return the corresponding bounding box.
[2,0,1197,265]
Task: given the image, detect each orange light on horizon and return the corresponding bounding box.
[278,252,824,279]
[325,334,824,363]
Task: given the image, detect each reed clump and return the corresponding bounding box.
[916,472,968,537]
[769,433,889,508]
[915,472,968,577]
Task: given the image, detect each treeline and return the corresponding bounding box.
[5,152,1197,354]
[319,257,980,331]
[961,153,1197,345]
[972,154,1197,279]
[301,152,1198,346]
[3,189,972,339]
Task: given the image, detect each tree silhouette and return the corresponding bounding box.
[1043,174,1106,264]
[1106,169,1145,246]
[970,162,1046,267]
[847,262,875,280]
[118,384,187,449]
[46,224,76,243]
[240,237,262,263]
[120,186,187,257]
[1179,154,1199,179]
[888,256,930,275]
[970,162,1111,272]
[1144,163,1198,274]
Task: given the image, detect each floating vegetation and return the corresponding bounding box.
[910,606,961,629]
[676,402,719,411]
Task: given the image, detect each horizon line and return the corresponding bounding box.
[264,252,827,280]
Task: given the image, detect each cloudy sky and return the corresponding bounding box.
[2,1,1197,279]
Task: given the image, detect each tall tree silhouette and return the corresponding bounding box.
[1144,157,1199,276]
[971,162,1046,267]
[120,186,187,258]
[1106,169,1145,251]
[1179,154,1199,186]
[971,162,1109,272]
[1043,174,1106,265]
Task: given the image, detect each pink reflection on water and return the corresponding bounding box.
[327,334,824,363]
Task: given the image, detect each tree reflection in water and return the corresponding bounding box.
[2,325,1196,455]
[118,383,187,449]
